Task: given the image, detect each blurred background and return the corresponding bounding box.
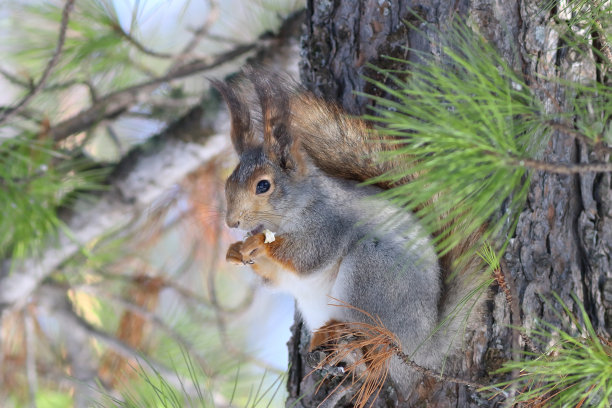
[0,0,305,406]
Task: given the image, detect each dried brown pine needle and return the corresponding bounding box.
[306,297,400,408]
[307,297,493,407]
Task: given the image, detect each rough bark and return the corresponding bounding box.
[288,0,611,407]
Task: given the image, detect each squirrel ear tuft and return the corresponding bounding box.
[246,69,307,174]
[210,78,255,156]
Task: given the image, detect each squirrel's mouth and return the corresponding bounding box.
[249,224,264,236]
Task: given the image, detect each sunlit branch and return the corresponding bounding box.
[40,286,207,398]
[72,284,217,378]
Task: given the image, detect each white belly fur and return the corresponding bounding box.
[274,265,340,330]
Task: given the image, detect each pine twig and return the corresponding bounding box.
[513,157,612,174]
[111,23,174,59]
[546,121,612,156]
[492,266,539,354]
[0,0,75,125]
[391,346,492,391]
[0,68,31,89]
[311,298,508,404]
[169,0,221,70]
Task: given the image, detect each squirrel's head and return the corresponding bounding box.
[212,72,308,234]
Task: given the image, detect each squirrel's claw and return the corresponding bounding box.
[226,234,267,265]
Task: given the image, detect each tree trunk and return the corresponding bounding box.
[287,0,612,406]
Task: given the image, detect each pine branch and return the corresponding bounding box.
[312,299,506,404]
[0,0,75,125]
[48,42,258,142]
[491,294,612,407]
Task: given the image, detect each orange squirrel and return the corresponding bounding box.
[213,70,486,402]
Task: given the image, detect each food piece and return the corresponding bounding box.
[263,229,276,243]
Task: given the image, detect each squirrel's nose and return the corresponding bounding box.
[226,216,240,229]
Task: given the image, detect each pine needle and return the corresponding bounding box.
[308,298,493,407]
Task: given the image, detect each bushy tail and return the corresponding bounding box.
[288,92,403,186]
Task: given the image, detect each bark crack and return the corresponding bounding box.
[574,139,599,326]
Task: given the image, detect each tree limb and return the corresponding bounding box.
[0,0,75,125]
[0,111,228,311]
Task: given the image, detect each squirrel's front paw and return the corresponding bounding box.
[239,233,267,263]
[226,233,267,265]
[226,241,246,265]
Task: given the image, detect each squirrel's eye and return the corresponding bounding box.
[256,180,271,194]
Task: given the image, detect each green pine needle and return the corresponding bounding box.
[487,294,612,407]
[0,135,107,260]
[363,20,541,259]
[477,242,500,272]
[541,0,612,68]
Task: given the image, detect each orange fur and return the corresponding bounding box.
[309,319,343,351]
[306,302,400,408]
[225,233,297,284]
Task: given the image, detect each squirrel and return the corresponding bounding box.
[212,70,486,403]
